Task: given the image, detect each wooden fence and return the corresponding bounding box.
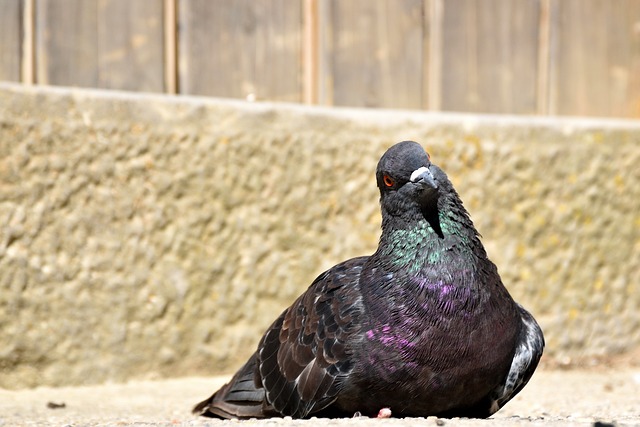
[1,0,639,118]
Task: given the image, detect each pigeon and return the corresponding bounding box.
[193,141,544,419]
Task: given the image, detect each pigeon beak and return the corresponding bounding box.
[410,166,438,190]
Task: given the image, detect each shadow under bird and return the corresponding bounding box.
[193,141,544,419]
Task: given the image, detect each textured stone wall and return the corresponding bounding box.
[1,83,639,389]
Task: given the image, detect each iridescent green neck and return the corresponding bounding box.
[377,212,478,274]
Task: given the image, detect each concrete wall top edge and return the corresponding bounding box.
[2,82,640,133]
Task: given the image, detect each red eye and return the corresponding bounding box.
[383,174,394,188]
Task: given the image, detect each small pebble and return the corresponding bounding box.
[426,415,444,425]
[46,401,66,409]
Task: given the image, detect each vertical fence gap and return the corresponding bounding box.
[536,0,551,115]
[164,0,178,94]
[21,0,35,84]
[303,0,318,104]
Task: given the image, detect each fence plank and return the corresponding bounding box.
[548,0,640,118]
[36,0,164,91]
[36,0,99,87]
[321,0,426,109]
[439,0,540,114]
[0,0,23,81]
[97,0,165,92]
[178,0,303,102]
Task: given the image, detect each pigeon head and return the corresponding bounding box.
[376,141,440,219]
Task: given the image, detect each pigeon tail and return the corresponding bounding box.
[193,354,275,419]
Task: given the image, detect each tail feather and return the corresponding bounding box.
[193,353,276,419]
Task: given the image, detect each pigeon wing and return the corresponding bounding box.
[257,256,367,418]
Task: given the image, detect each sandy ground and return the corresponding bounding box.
[1,369,639,427]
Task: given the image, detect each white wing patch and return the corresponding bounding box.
[487,306,544,415]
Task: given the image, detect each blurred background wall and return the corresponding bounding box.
[1,83,639,388]
[1,0,639,117]
[1,0,639,389]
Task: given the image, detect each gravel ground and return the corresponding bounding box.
[1,369,639,427]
